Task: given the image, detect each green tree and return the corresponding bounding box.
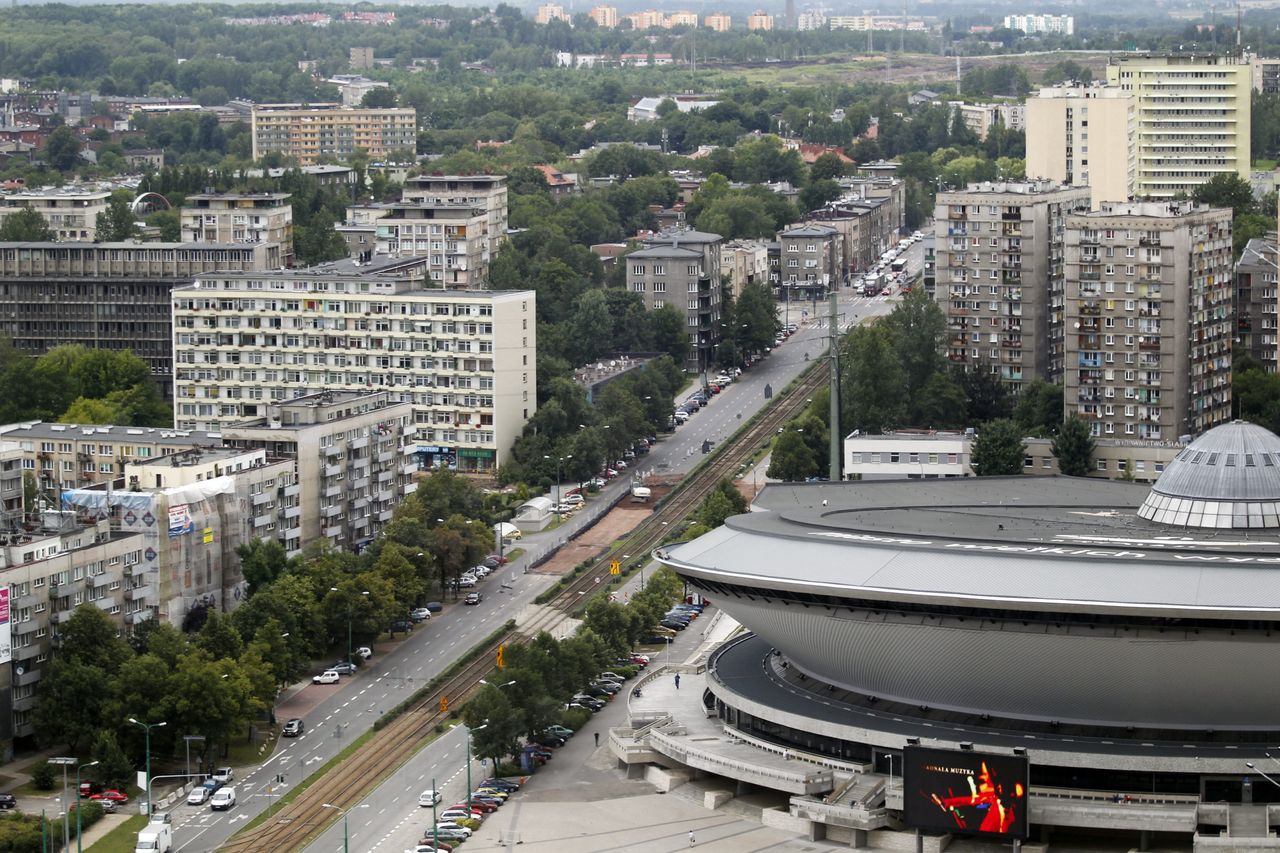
[970,419,1026,476]
[842,325,906,433]
[94,196,139,242]
[1013,381,1064,437]
[44,126,83,172]
[195,610,244,660]
[360,87,397,108]
[809,151,846,182]
[1192,173,1256,217]
[33,660,106,751]
[1051,415,1096,477]
[90,730,134,790]
[237,538,292,596]
[767,429,817,481]
[0,207,55,241]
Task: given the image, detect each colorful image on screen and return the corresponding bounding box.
[902,746,1029,839]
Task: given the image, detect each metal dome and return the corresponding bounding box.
[1137,421,1280,528]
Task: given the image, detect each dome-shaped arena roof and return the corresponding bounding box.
[1137,420,1280,528]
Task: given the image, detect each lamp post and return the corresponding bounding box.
[466,723,488,810]
[321,802,369,853]
[48,757,74,851]
[127,717,167,816]
[183,735,206,781]
[75,760,98,853]
[330,587,370,667]
[543,455,572,520]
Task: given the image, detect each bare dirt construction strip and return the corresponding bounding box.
[532,483,675,575]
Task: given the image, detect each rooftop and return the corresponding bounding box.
[0,422,221,444]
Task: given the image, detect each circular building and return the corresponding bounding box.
[657,422,1280,839]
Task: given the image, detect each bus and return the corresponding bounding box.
[890,258,907,274]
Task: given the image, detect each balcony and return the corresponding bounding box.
[1079,303,1101,316]
[13,667,41,687]
[1139,236,1163,247]
[1138,339,1162,351]
[378,509,395,523]
[948,208,966,220]
[1079,271,1100,281]
[322,504,342,518]
[1001,336,1023,347]
[324,525,344,540]
[401,462,419,476]
[125,584,153,602]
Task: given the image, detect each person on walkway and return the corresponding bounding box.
[594,732,600,747]
[689,829,696,846]
[674,673,681,689]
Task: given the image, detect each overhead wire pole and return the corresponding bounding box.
[828,291,841,482]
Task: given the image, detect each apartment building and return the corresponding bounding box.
[809,179,906,277]
[0,241,280,390]
[1025,84,1136,210]
[3,513,147,744]
[180,192,294,266]
[666,10,698,27]
[951,102,1026,139]
[704,12,731,31]
[535,3,569,23]
[1252,56,1280,94]
[400,174,508,262]
[1106,55,1251,198]
[721,240,770,298]
[746,10,774,30]
[327,74,391,108]
[171,257,536,472]
[349,47,375,70]
[626,229,724,371]
[221,390,417,555]
[355,198,494,287]
[0,422,221,492]
[625,9,667,28]
[588,5,618,26]
[778,224,841,296]
[0,186,110,241]
[1236,234,1278,373]
[1064,201,1234,440]
[934,181,1091,391]
[250,103,418,165]
[1002,13,1074,35]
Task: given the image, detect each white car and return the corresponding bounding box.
[439,808,482,822]
[186,786,210,805]
[312,670,340,685]
[435,821,473,836]
[210,787,236,811]
[418,789,442,807]
[355,646,373,660]
[562,493,584,507]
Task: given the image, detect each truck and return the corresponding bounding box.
[135,816,172,853]
[861,273,884,296]
[630,484,651,503]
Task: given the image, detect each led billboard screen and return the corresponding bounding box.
[902,746,1029,839]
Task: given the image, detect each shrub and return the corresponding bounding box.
[558,707,592,731]
[30,762,55,791]
[494,762,524,778]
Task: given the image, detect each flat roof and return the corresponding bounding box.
[663,477,1280,619]
[0,422,221,444]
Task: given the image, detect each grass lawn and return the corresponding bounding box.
[1255,159,1278,171]
[503,547,525,562]
[87,814,147,853]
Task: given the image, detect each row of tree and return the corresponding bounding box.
[464,567,685,766]
[0,342,170,428]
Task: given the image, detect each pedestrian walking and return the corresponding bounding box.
[594,732,600,747]
[674,673,681,690]
[689,829,696,846]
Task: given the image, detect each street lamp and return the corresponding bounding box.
[330,587,370,667]
[127,718,167,817]
[48,757,74,851]
[543,455,572,520]
[321,802,369,853]
[466,723,488,810]
[75,760,98,853]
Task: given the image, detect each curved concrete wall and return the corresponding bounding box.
[715,593,1280,729]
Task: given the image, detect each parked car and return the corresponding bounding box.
[545,725,574,739]
[199,778,223,795]
[453,799,497,813]
[389,619,413,633]
[660,618,688,631]
[212,767,234,783]
[530,732,565,747]
[312,670,340,685]
[479,778,520,792]
[0,794,17,810]
[410,607,432,622]
[282,718,305,737]
[79,781,103,798]
[355,646,373,660]
[571,695,605,711]
[187,786,211,805]
[329,661,357,676]
[425,601,444,613]
[464,591,482,605]
[90,789,129,804]
[433,822,472,837]
[562,493,584,507]
[209,787,236,811]
[455,576,476,589]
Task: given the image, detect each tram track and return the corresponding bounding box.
[222,361,827,852]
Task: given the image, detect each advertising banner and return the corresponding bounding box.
[0,588,10,665]
[168,503,194,537]
[902,745,1029,840]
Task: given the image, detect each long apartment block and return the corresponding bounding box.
[250,103,418,165]
[171,257,535,472]
[1107,55,1251,198]
[0,241,281,388]
[933,181,1090,389]
[1064,201,1233,440]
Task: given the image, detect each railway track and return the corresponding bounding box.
[222,361,826,852]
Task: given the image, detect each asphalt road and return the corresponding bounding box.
[167,246,915,853]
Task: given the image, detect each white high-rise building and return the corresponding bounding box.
[171,256,536,472]
[1003,13,1074,35]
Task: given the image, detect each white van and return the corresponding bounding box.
[135,821,172,853]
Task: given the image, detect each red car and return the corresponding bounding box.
[452,799,497,813]
[90,789,129,804]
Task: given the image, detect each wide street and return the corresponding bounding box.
[166,246,916,852]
